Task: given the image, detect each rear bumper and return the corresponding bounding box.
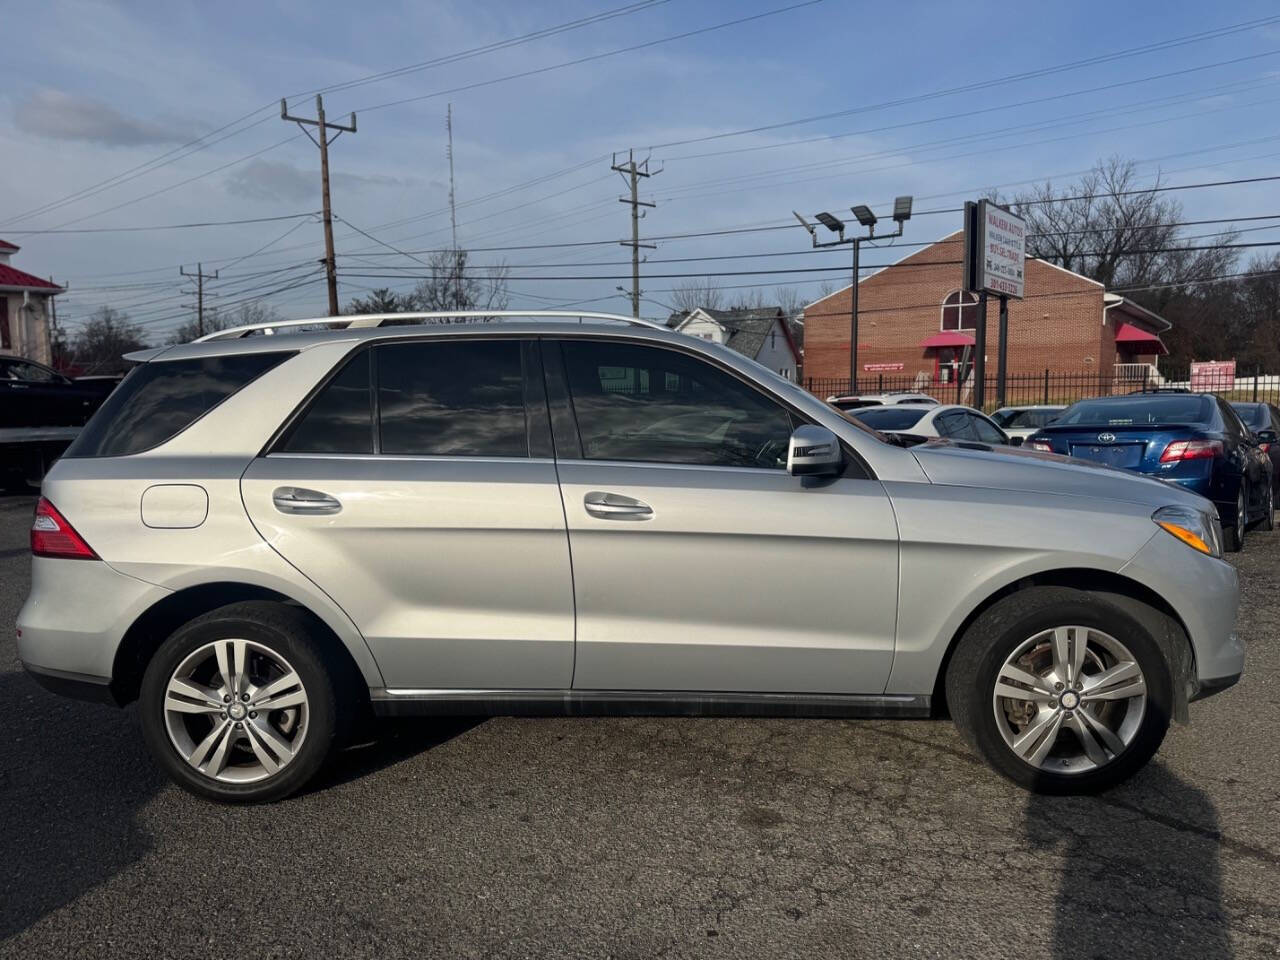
[16,557,170,697]
[22,662,117,704]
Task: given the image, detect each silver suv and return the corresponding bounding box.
[17,312,1243,802]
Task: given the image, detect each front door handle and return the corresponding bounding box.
[584,491,653,520]
[272,486,342,515]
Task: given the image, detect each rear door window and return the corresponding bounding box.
[969,413,1006,444]
[377,340,528,457]
[65,351,293,458]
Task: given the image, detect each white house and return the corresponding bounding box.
[0,240,62,366]
[665,307,801,381]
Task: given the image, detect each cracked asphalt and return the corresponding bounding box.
[0,491,1277,959]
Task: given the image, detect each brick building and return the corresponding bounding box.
[801,231,1168,394]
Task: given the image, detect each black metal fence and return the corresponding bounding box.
[803,367,1280,411]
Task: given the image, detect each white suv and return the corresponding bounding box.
[17,312,1243,802]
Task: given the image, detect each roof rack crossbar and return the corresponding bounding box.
[192,310,667,343]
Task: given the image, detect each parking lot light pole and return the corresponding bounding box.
[796,196,912,392]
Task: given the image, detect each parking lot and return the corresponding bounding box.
[0,491,1276,959]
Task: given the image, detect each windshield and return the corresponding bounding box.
[1053,395,1212,427]
[849,406,929,431]
[991,408,1061,428]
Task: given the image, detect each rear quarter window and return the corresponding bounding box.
[64,351,293,457]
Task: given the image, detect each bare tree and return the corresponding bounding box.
[1013,156,1238,292]
[167,301,281,344]
[774,285,805,321]
[669,276,725,314]
[410,249,509,317]
[72,306,145,374]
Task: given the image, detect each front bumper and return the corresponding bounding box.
[1120,531,1244,688]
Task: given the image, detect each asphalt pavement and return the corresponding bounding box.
[0,491,1277,959]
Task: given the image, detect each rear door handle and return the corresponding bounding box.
[584,491,652,520]
[272,486,342,515]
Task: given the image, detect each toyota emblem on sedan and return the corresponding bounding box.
[1097,432,1117,443]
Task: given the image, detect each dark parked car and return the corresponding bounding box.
[1231,402,1280,494]
[1027,393,1274,551]
[0,356,120,487]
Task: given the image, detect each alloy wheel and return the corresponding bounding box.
[992,625,1147,774]
[163,638,309,783]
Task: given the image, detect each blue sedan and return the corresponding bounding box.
[1026,392,1275,551]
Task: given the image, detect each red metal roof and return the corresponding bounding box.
[920,330,975,348]
[0,239,18,252]
[1115,321,1167,354]
[0,263,60,291]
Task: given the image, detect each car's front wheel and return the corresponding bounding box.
[945,587,1173,794]
[139,602,340,803]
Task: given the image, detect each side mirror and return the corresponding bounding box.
[787,425,842,477]
[1007,435,1024,447]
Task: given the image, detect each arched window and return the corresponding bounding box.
[940,290,979,331]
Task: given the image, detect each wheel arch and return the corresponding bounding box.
[929,567,1195,722]
[110,581,375,708]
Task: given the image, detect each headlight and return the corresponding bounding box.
[1152,504,1223,558]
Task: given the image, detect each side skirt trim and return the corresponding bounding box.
[370,688,931,719]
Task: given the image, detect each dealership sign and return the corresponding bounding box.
[863,362,905,372]
[1190,359,1236,391]
[964,200,1027,299]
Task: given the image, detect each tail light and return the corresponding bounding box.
[31,497,99,560]
[1159,439,1223,463]
[1027,440,1054,452]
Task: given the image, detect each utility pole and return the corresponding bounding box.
[180,263,218,337]
[612,150,660,317]
[48,276,63,368]
[446,103,461,310]
[282,95,357,317]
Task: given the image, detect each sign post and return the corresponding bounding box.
[963,200,1026,410]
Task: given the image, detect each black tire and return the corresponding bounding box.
[944,587,1173,795]
[139,601,340,803]
[1257,481,1275,532]
[1223,487,1246,553]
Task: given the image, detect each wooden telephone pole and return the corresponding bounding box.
[180,263,218,337]
[282,95,357,317]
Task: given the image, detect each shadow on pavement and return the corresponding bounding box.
[0,669,163,942]
[1025,763,1231,959]
[305,716,485,794]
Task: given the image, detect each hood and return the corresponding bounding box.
[909,440,1217,515]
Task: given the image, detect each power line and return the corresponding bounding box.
[2,211,321,235]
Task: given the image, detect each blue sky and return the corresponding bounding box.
[3,0,1280,341]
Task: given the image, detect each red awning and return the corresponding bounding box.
[920,330,975,349]
[1115,322,1168,355]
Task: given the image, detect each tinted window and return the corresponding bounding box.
[1055,396,1212,426]
[1231,403,1269,430]
[993,408,1060,428]
[560,340,793,469]
[851,406,928,431]
[936,411,977,440]
[65,352,292,458]
[279,353,373,454]
[970,414,1006,444]
[378,340,527,457]
[1,359,62,383]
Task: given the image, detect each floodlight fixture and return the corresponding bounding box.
[851,205,877,228]
[893,195,914,223]
[793,211,817,239]
[815,211,845,233]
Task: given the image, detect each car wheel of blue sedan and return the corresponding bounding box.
[1224,488,1246,553]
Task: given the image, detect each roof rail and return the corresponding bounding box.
[192,309,667,343]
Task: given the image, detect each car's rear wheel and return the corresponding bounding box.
[1257,481,1275,532]
[945,587,1172,794]
[1223,488,1246,552]
[139,602,339,803]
